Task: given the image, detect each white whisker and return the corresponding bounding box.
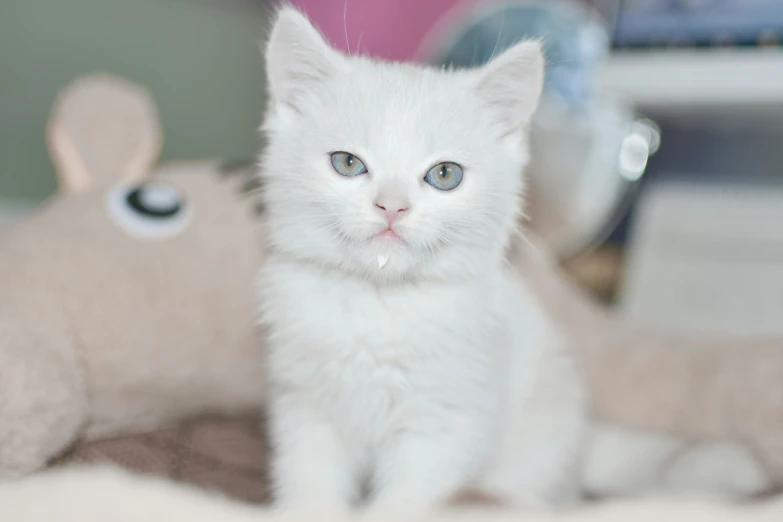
[489,5,507,62]
[343,0,351,57]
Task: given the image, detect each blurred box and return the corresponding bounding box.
[619,181,783,336]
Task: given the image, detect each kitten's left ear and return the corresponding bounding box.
[472,40,545,132]
[264,7,344,111]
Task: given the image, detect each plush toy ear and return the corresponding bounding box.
[46,74,162,193]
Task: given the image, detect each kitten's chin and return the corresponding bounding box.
[347,240,419,282]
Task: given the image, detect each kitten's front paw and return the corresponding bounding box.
[268,402,359,513]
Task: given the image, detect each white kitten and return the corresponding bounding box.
[258,7,586,513]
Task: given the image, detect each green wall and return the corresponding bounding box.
[0,0,269,203]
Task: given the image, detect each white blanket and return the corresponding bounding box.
[1,465,781,522]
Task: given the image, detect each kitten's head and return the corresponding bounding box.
[260,7,543,283]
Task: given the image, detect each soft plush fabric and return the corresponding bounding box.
[512,240,783,486]
[0,75,265,477]
[56,416,270,504]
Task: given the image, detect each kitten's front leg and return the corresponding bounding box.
[268,397,357,511]
[368,425,485,512]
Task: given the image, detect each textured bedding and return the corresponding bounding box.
[55,415,271,504]
[48,415,783,522]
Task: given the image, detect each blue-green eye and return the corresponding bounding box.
[330,152,368,177]
[424,162,463,191]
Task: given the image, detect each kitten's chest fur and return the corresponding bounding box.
[260,257,514,441]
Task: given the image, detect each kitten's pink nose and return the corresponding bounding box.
[375,202,408,225]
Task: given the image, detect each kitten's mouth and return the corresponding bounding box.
[373,225,408,243]
[376,229,400,240]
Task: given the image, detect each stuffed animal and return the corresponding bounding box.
[1,74,781,504]
[0,75,265,477]
[510,238,780,498]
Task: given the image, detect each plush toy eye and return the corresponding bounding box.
[424,162,463,191]
[106,183,192,240]
[330,152,368,177]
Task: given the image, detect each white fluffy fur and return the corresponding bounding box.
[258,7,585,512]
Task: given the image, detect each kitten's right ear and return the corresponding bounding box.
[264,7,343,111]
[472,40,545,133]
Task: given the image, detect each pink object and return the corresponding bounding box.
[289,0,472,62]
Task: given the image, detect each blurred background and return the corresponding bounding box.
[2,0,783,335]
